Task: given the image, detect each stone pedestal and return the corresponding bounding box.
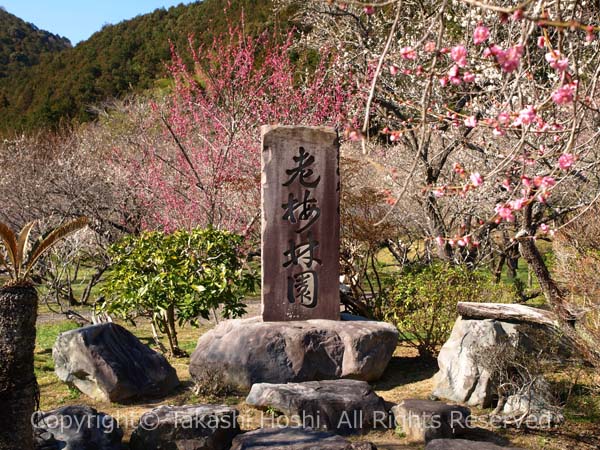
[189,315,398,391]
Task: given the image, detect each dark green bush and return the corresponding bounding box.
[100,228,254,356]
[385,262,516,359]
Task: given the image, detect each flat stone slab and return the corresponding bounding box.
[129,405,240,450]
[190,315,398,391]
[53,323,179,402]
[246,379,388,434]
[392,399,470,443]
[230,427,376,449]
[457,302,557,326]
[426,439,524,449]
[33,405,123,450]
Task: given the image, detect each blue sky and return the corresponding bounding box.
[1,1,196,45]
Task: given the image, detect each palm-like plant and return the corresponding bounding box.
[0,217,88,450]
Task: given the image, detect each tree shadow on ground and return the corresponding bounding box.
[461,427,513,446]
[374,353,438,393]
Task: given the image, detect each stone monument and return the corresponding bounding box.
[189,125,398,391]
[261,125,340,321]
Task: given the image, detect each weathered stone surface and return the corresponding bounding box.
[391,399,470,443]
[129,405,240,450]
[457,302,557,326]
[53,323,179,402]
[261,125,340,321]
[246,379,388,434]
[33,405,123,450]
[433,318,509,407]
[426,439,524,450]
[189,316,398,390]
[230,428,377,450]
[432,312,567,407]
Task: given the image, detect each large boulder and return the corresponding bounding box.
[129,405,240,450]
[432,303,565,407]
[230,428,376,450]
[190,315,398,391]
[246,379,388,434]
[33,405,122,450]
[391,399,470,443]
[53,323,179,403]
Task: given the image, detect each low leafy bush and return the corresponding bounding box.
[385,262,516,359]
[100,228,254,356]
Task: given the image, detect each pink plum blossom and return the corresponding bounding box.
[497,111,511,124]
[399,46,416,60]
[513,105,536,126]
[495,204,515,222]
[389,65,399,76]
[545,51,569,72]
[448,65,462,84]
[496,45,523,72]
[473,25,490,45]
[470,172,483,186]
[451,45,468,67]
[463,71,475,83]
[537,36,546,48]
[509,197,527,210]
[464,116,477,128]
[558,153,575,170]
[424,41,436,52]
[540,223,550,233]
[552,83,576,105]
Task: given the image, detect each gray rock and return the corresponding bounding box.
[500,379,564,427]
[426,439,524,450]
[230,427,377,449]
[246,379,388,434]
[129,405,240,450]
[392,399,470,443]
[432,318,509,407]
[33,405,123,450]
[432,315,565,408]
[53,323,179,402]
[189,316,398,391]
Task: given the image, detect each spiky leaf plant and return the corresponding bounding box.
[0,217,89,285]
[0,217,88,450]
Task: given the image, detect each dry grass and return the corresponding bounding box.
[35,308,599,449]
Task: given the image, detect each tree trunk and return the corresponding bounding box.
[517,203,600,365]
[165,304,185,357]
[425,194,453,261]
[0,285,38,450]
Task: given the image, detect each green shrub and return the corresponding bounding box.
[385,262,516,359]
[100,228,254,356]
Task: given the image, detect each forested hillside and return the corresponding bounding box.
[0,7,70,79]
[0,0,290,133]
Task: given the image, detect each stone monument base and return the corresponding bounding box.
[189,314,398,391]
